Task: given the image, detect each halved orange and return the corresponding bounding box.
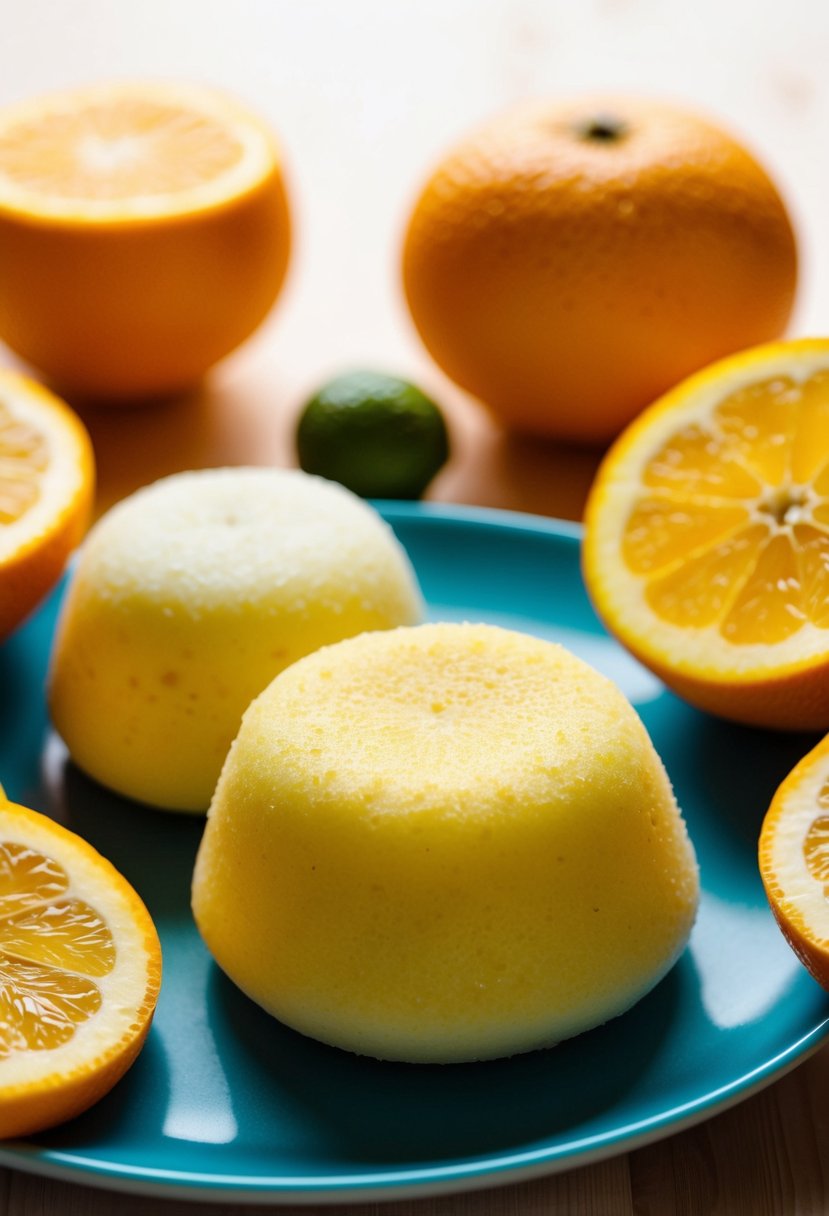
[0,370,93,641]
[0,81,291,400]
[0,800,161,1138]
[760,734,829,988]
[583,338,829,730]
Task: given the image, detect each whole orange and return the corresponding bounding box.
[402,96,798,444]
[0,82,291,403]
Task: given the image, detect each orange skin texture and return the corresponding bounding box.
[577,616,829,733]
[0,372,94,642]
[402,96,798,443]
[0,166,291,402]
[759,735,829,991]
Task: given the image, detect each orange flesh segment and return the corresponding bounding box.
[0,843,114,1054]
[0,398,48,525]
[0,99,242,200]
[644,523,768,627]
[791,372,829,484]
[623,371,829,642]
[720,532,805,644]
[794,525,829,628]
[804,809,829,894]
[800,781,829,932]
[622,499,750,575]
[641,422,763,498]
[712,376,800,487]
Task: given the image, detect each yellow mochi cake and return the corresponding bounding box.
[48,468,422,811]
[192,622,699,1063]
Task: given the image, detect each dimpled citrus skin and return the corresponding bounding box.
[192,622,699,1063]
[48,468,422,812]
[402,96,797,442]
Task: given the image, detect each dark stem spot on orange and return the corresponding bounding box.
[576,115,628,143]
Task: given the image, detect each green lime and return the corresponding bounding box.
[296,371,450,499]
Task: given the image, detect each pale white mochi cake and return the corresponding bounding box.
[48,467,423,810]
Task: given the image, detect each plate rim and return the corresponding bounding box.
[1,1025,826,1205]
[1,499,827,1204]
[377,498,584,539]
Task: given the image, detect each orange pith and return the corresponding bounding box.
[583,339,829,730]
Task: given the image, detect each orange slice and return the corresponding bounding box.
[583,338,829,730]
[0,81,291,400]
[760,734,829,988]
[0,800,161,1138]
[0,370,93,642]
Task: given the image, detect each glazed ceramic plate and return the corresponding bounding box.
[0,502,827,1204]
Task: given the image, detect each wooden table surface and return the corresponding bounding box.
[3,1,829,1211]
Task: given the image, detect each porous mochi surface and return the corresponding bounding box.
[193,621,700,1063]
[48,468,423,812]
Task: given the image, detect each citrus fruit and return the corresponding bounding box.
[402,95,797,443]
[0,370,93,642]
[582,337,829,731]
[192,622,698,1063]
[0,81,291,401]
[296,371,450,499]
[0,798,161,1138]
[49,468,422,812]
[759,733,829,989]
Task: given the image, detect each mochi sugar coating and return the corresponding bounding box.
[192,621,700,1063]
[48,468,423,810]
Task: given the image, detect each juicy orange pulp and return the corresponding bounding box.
[0,840,114,1055]
[0,801,161,1139]
[621,369,829,645]
[0,96,243,209]
[583,339,829,731]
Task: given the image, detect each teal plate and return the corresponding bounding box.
[0,501,827,1204]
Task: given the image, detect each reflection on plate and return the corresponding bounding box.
[0,502,826,1204]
